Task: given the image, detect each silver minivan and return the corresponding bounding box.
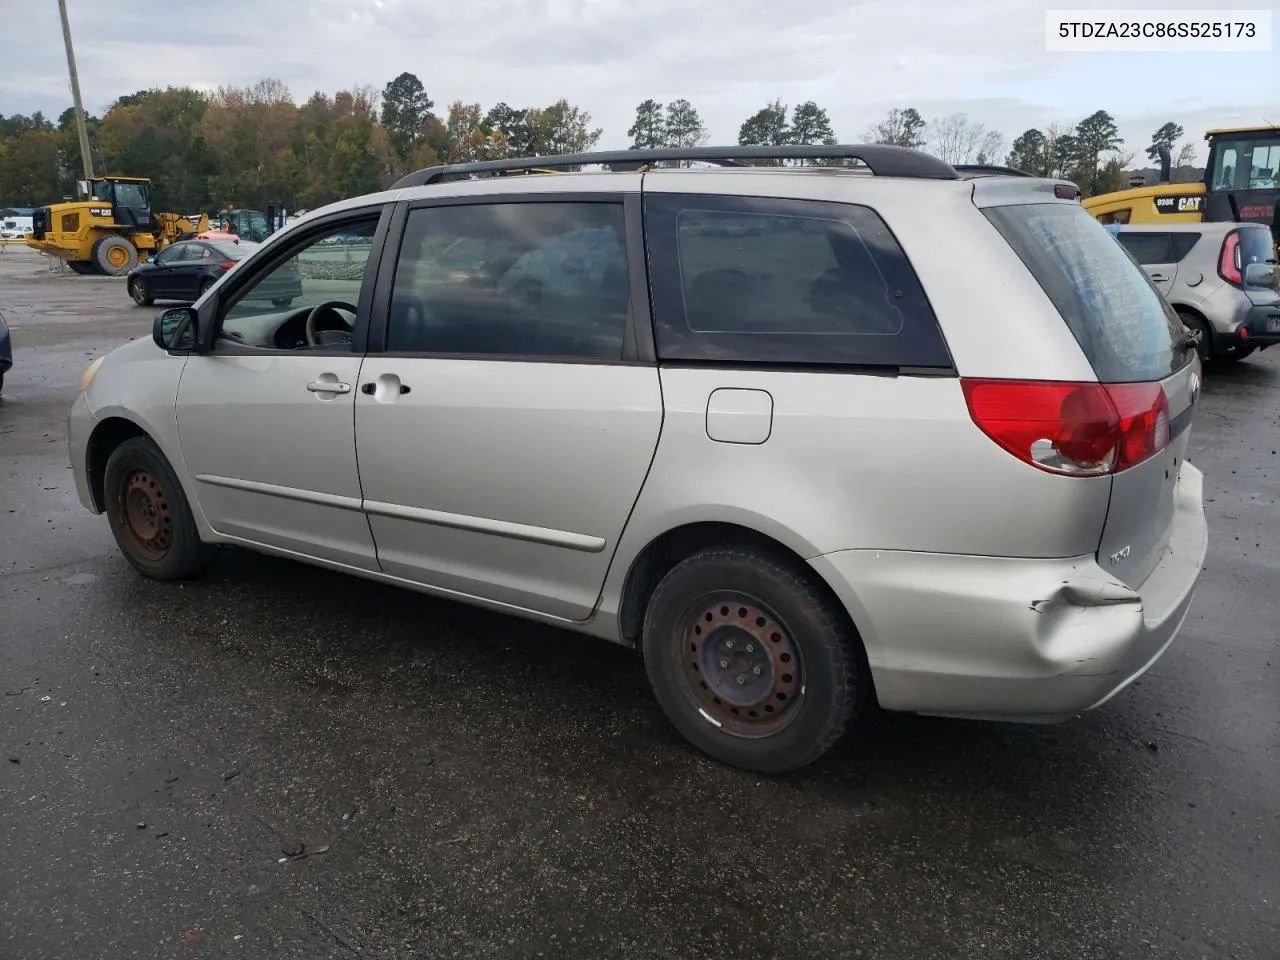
[68,146,1208,772]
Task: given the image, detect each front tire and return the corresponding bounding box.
[92,236,140,276]
[103,437,214,580]
[641,546,869,774]
[128,277,154,306]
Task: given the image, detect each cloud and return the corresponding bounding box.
[3,0,1276,165]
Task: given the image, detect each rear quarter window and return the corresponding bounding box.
[984,203,1192,383]
[1237,225,1275,266]
[644,194,951,368]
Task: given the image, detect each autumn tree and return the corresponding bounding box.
[738,99,790,147]
[526,100,601,156]
[927,114,979,164]
[864,108,926,148]
[1146,121,1183,162]
[380,72,433,157]
[788,100,836,160]
[664,99,707,150]
[484,103,533,156]
[628,99,666,149]
[1067,110,1123,195]
[974,130,1006,166]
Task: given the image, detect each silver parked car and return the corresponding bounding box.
[1111,221,1280,363]
[68,145,1208,773]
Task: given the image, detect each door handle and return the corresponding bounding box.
[360,380,411,396]
[306,380,351,394]
[1148,273,1168,281]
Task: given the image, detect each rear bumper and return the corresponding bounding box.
[810,462,1208,720]
[1228,302,1280,348]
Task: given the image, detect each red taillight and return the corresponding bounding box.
[1218,231,1242,286]
[218,260,235,271]
[961,379,1170,477]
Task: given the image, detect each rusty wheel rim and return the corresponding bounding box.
[118,469,173,561]
[107,245,130,269]
[676,592,804,739]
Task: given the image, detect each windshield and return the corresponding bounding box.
[985,202,1191,383]
[1211,136,1280,191]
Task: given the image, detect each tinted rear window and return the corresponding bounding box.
[1237,225,1275,267]
[985,203,1191,383]
[644,194,951,368]
[209,240,258,260]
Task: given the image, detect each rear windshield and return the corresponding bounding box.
[985,203,1191,383]
[1237,225,1275,267]
[209,240,258,260]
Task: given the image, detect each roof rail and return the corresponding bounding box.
[391,144,961,189]
[954,164,1036,179]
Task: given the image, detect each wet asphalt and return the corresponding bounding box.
[0,246,1277,960]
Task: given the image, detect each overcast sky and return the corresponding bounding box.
[2,0,1276,165]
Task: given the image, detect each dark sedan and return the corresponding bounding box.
[126,239,302,307]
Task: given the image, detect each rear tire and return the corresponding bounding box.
[68,261,99,276]
[272,298,294,308]
[103,436,214,580]
[641,546,869,774]
[198,278,215,299]
[128,277,153,306]
[92,236,139,276]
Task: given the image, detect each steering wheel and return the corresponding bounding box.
[305,301,358,347]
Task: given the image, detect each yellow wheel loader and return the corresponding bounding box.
[1083,126,1279,247]
[25,176,210,276]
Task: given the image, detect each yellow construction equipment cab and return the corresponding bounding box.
[1083,126,1280,241]
[25,176,209,275]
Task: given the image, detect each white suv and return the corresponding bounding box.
[68,145,1208,772]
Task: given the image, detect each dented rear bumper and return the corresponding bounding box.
[809,463,1208,720]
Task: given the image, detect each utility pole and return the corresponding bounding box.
[57,0,95,182]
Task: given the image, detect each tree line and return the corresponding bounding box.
[0,73,1202,212]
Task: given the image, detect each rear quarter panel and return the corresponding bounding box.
[596,367,1114,632]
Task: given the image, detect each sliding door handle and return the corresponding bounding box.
[306,380,351,394]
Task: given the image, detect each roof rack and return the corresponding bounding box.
[954,164,1035,179]
[391,144,961,189]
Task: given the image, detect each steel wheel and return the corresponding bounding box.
[117,468,173,562]
[675,591,804,739]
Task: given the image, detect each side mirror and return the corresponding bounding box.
[1242,262,1279,290]
[153,307,197,352]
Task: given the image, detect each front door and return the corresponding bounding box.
[147,244,189,299]
[175,210,387,569]
[355,194,662,620]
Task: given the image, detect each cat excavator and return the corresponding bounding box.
[26,175,211,275]
[1083,125,1280,246]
